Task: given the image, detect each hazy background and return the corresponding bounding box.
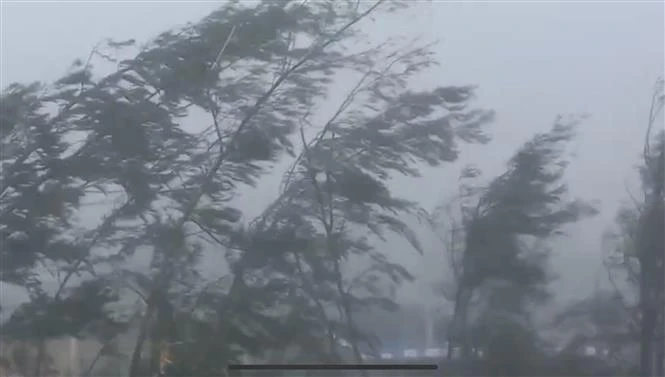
[2,1,663,318]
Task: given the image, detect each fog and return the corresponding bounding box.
[0,1,663,374]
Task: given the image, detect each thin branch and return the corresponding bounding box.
[188,217,231,249]
[175,0,386,231]
[624,179,645,214]
[603,257,640,333]
[211,25,237,71]
[53,198,134,301]
[278,42,413,196]
[79,41,102,95]
[644,78,665,170]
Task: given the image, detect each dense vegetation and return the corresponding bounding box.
[1,1,662,376]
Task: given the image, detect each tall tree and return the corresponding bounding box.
[1,0,399,374]
[1,1,494,376]
[243,43,493,366]
[604,78,664,377]
[636,79,664,377]
[430,116,598,375]
[0,61,138,375]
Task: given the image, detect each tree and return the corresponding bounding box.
[603,78,664,377]
[636,80,664,377]
[0,69,138,375]
[1,1,494,376]
[553,290,638,372]
[244,47,493,366]
[2,0,393,374]
[430,116,598,375]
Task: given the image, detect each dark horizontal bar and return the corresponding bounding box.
[228,364,438,371]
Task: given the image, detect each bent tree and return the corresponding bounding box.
[430,117,598,375]
[2,1,493,376]
[604,78,664,377]
[242,45,493,366]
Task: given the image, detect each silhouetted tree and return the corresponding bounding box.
[1,1,493,376]
[431,116,598,375]
[603,78,664,377]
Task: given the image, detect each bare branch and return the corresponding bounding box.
[211,25,237,72]
[644,77,665,169]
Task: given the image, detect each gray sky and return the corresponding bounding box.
[1,1,663,314]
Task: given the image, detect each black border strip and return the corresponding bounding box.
[228,364,438,370]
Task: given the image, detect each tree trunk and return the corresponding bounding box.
[33,340,47,377]
[333,256,366,377]
[447,282,473,364]
[639,177,664,377]
[293,251,341,362]
[129,301,156,377]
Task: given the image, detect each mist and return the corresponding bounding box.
[1,1,663,376]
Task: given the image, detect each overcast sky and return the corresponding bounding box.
[1,1,663,315]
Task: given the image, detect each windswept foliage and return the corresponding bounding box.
[602,78,664,377]
[430,116,598,374]
[3,2,656,377]
[0,1,493,375]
